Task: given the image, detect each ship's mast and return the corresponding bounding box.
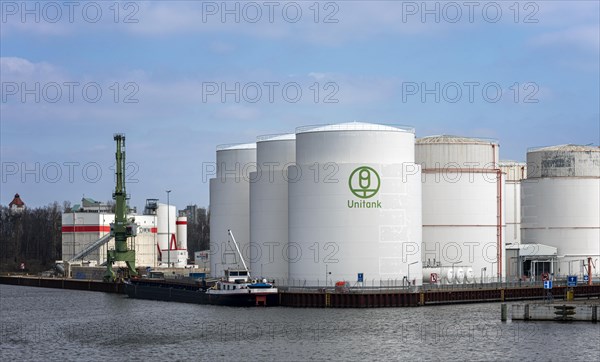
[228,229,250,278]
[104,134,137,281]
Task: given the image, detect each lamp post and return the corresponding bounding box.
[408,261,418,287]
[481,267,487,284]
[166,190,171,268]
[567,259,580,276]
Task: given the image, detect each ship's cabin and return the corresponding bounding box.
[224,269,249,283]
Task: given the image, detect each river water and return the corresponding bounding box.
[1,284,598,361]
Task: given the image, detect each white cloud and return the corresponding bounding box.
[531,25,599,53]
[0,57,62,79]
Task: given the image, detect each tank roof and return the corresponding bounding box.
[216,142,256,151]
[416,135,498,145]
[499,160,526,165]
[256,133,296,142]
[296,122,414,134]
[528,144,600,153]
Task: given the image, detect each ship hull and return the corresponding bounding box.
[124,280,279,307]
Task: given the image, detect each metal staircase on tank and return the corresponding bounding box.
[67,234,113,263]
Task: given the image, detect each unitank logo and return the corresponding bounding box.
[348,166,380,199]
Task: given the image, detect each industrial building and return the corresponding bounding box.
[416,136,505,283]
[209,122,599,286]
[249,134,295,281]
[288,123,422,287]
[210,122,423,286]
[499,161,527,246]
[209,143,256,278]
[521,145,600,279]
[61,197,189,278]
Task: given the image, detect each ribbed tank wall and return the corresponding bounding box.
[499,161,526,245]
[250,135,295,280]
[522,145,600,276]
[157,203,176,251]
[209,144,256,278]
[289,123,422,286]
[415,139,499,169]
[416,136,505,281]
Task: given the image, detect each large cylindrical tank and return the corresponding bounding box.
[522,145,600,276]
[499,161,527,246]
[416,135,505,282]
[250,134,295,281]
[176,216,187,250]
[209,143,256,278]
[156,203,176,251]
[288,122,422,286]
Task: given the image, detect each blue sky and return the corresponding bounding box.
[1,1,599,209]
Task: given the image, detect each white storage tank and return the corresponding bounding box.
[421,265,474,285]
[249,134,295,281]
[156,203,176,252]
[416,135,505,282]
[176,216,187,250]
[522,145,600,277]
[288,122,422,286]
[499,161,526,245]
[209,143,256,278]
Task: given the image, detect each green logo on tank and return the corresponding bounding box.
[348,166,380,199]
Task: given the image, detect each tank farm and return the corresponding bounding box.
[3,122,599,309]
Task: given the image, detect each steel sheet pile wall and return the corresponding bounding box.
[416,136,505,283]
[209,143,256,277]
[522,145,600,277]
[250,134,296,280]
[288,122,422,286]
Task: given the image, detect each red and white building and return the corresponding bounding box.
[61,198,189,269]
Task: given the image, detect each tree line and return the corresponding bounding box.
[0,203,63,273]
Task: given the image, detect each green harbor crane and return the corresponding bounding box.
[104,134,137,282]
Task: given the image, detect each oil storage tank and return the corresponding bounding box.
[522,145,600,277]
[416,136,505,282]
[157,203,176,252]
[176,216,187,250]
[499,161,526,245]
[288,122,422,287]
[209,143,256,278]
[249,134,295,281]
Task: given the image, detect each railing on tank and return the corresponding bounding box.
[295,123,415,134]
[527,144,600,153]
[216,142,256,151]
[415,135,499,145]
[255,133,295,142]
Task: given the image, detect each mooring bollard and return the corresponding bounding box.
[501,303,508,322]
